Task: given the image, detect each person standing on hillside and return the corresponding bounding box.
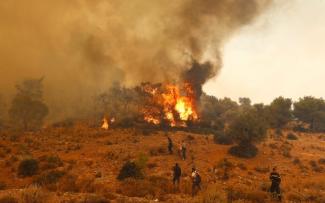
[173,163,182,189]
[181,141,187,160]
[269,167,282,201]
[191,168,201,196]
[167,136,173,154]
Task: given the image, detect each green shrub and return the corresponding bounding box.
[117,161,143,180]
[18,158,39,177]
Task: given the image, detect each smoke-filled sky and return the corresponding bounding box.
[204,0,325,104]
[0,0,272,120]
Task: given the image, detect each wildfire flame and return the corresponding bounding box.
[101,116,115,130]
[143,83,198,127]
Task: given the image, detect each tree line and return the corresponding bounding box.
[0,79,324,136]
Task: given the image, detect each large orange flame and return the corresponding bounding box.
[143,83,198,127]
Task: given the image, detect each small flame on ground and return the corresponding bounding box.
[144,116,160,125]
[102,117,115,130]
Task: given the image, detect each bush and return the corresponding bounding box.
[18,158,39,177]
[226,108,267,158]
[287,133,298,140]
[117,161,143,180]
[229,144,258,158]
[213,131,233,145]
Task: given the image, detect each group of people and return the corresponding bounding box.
[167,136,282,200]
[172,163,202,196]
[168,136,200,196]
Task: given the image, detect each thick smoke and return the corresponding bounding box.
[182,60,215,101]
[0,0,272,121]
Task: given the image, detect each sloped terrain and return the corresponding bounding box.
[0,125,324,202]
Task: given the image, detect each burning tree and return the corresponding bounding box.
[9,78,49,130]
[138,82,198,127]
[97,79,201,128]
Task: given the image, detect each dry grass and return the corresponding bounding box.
[0,128,323,202]
[195,185,226,203]
[20,185,50,203]
[118,176,173,200]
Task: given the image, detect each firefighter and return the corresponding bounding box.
[173,163,182,188]
[270,167,282,201]
[167,136,173,154]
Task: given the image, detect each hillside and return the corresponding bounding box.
[0,125,324,202]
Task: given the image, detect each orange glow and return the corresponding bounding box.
[142,83,198,127]
[101,116,115,129]
[102,117,109,130]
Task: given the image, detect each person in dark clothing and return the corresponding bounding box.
[168,137,173,154]
[181,141,186,160]
[173,163,182,188]
[270,167,282,201]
